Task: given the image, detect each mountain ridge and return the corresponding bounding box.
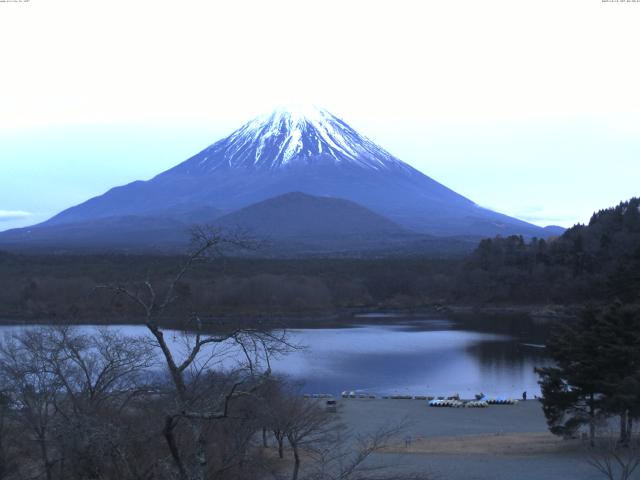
[213,191,407,239]
[1,106,563,252]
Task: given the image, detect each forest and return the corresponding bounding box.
[0,198,638,324]
[0,228,426,480]
[0,199,639,480]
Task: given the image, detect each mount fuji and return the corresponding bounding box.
[0,106,562,253]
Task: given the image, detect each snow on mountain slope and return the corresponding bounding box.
[9,105,557,242]
[170,105,415,173]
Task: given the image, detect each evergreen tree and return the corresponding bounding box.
[591,304,640,444]
[537,305,640,445]
[536,308,604,445]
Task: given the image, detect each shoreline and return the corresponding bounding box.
[337,398,599,480]
[0,303,582,328]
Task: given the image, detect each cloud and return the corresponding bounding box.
[0,210,32,221]
[480,204,576,227]
[517,214,576,225]
[511,206,575,224]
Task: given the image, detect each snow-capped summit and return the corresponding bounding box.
[7,106,559,248]
[171,106,412,173]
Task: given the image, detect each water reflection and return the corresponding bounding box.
[273,320,552,397]
[0,315,554,398]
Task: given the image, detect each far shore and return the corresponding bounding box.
[0,303,583,328]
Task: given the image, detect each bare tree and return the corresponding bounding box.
[303,420,423,480]
[0,227,431,480]
[260,382,422,480]
[259,378,293,459]
[284,397,334,480]
[37,327,154,413]
[45,327,155,480]
[0,391,18,480]
[0,326,158,480]
[0,330,62,480]
[588,436,640,480]
[97,227,293,480]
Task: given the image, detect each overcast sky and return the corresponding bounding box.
[1,0,639,230]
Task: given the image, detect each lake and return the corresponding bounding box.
[0,314,553,398]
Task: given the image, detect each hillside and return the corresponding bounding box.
[458,197,640,304]
[0,107,559,254]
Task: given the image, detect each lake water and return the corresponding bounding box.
[0,314,553,398]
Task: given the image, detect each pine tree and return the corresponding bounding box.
[591,304,640,444]
[537,305,640,445]
[536,308,605,445]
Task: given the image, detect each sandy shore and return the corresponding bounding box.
[336,398,601,480]
[384,432,579,456]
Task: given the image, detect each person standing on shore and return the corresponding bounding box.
[522,391,527,401]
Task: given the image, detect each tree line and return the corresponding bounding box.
[533,199,640,469]
[0,229,424,480]
[463,197,640,305]
[2,198,639,323]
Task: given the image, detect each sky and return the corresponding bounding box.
[1,0,639,231]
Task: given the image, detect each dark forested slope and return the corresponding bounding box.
[1,198,637,322]
[456,197,640,304]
